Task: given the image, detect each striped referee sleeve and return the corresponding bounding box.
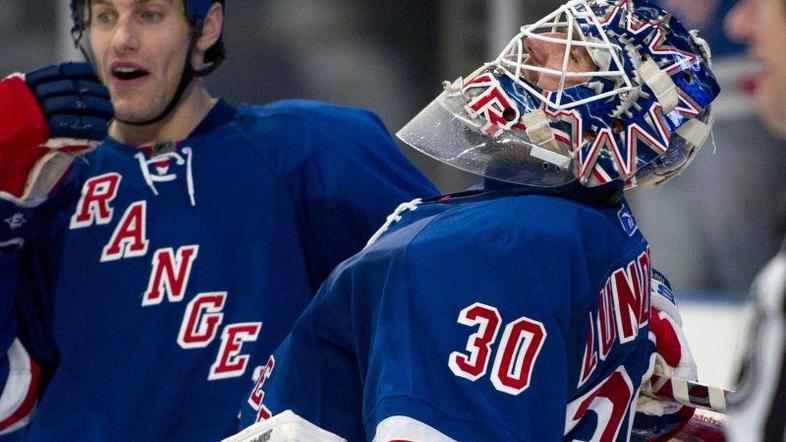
[728,248,786,442]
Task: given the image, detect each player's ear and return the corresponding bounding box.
[196,2,223,54]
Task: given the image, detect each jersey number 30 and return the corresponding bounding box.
[448,302,546,395]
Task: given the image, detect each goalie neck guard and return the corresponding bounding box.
[68,0,226,127]
[397,0,720,189]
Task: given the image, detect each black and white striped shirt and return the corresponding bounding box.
[728,242,786,441]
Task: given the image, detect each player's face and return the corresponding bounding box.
[88,0,191,124]
[725,0,786,137]
[521,32,597,91]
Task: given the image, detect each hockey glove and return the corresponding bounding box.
[631,270,698,442]
[0,62,112,205]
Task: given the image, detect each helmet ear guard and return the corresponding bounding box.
[397,0,721,189]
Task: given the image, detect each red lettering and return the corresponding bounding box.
[142,245,200,306]
[598,281,616,360]
[69,173,121,229]
[566,367,635,442]
[248,355,275,421]
[448,303,502,381]
[463,74,520,137]
[636,249,652,327]
[578,312,597,387]
[100,201,149,262]
[611,260,644,343]
[490,317,547,395]
[209,322,262,380]
[177,292,226,349]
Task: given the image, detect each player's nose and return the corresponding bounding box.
[111,15,141,53]
[524,37,554,67]
[724,0,755,43]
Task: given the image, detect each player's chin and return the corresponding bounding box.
[113,101,160,125]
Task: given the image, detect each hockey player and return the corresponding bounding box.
[0,0,435,440]
[231,1,720,440]
[724,0,786,440]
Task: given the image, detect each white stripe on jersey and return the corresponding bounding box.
[373,415,457,442]
[0,339,36,434]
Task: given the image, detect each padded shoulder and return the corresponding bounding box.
[233,100,396,174]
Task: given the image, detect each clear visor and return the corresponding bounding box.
[397,81,579,188]
[634,109,714,188]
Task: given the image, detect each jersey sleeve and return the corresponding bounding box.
[240,254,366,441]
[0,183,77,437]
[0,252,41,437]
[238,101,437,292]
[293,106,436,292]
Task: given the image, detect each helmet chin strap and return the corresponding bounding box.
[117,22,215,127]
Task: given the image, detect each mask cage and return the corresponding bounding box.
[488,0,634,111]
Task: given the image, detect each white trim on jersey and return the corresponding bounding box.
[0,339,38,434]
[372,415,458,442]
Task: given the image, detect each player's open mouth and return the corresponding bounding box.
[112,67,150,81]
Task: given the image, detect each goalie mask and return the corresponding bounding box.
[397,0,721,188]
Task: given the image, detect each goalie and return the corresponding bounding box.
[231,0,720,441]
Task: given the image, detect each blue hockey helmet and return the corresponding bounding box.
[69,0,226,67]
[398,0,720,189]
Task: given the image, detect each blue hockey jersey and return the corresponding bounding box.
[240,185,656,441]
[0,99,436,441]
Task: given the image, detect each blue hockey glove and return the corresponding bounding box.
[0,62,112,205]
[24,62,113,142]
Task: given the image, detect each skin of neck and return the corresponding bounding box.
[108,76,217,147]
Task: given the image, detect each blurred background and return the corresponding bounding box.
[1,0,779,389]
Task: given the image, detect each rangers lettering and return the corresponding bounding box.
[597,280,616,360]
[209,322,262,381]
[636,249,652,325]
[142,245,200,306]
[565,367,635,442]
[579,248,652,387]
[178,292,226,349]
[69,173,121,229]
[463,73,521,137]
[578,312,597,387]
[611,249,650,343]
[248,355,276,421]
[100,201,149,262]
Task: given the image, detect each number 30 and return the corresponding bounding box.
[448,302,547,395]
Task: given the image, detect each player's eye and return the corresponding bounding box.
[93,10,118,25]
[139,10,164,23]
